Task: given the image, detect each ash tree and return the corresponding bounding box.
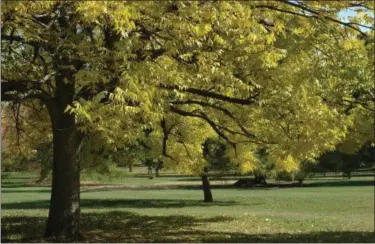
[1,1,373,241]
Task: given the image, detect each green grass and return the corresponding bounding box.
[1,171,374,242]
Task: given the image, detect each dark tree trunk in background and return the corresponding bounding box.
[155,160,163,177]
[128,163,133,172]
[147,165,153,179]
[44,76,83,242]
[201,167,213,202]
[254,172,267,184]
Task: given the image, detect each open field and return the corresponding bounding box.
[1,171,374,242]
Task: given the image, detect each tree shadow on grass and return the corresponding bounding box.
[3,179,372,194]
[304,180,374,187]
[134,173,192,178]
[1,211,234,243]
[204,231,375,243]
[1,188,51,193]
[1,183,28,188]
[1,176,37,180]
[2,198,242,210]
[194,179,374,190]
[133,179,374,191]
[172,176,243,182]
[1,179,47,189]
[1,211,374,243]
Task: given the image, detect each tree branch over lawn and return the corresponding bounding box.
[171,99,257,138]
[170,105,237,146]
[160,84,259,105]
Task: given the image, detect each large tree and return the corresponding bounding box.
[2,1,373,241]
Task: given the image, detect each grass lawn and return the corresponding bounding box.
[1,171,374,242]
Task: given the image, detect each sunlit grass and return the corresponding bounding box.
[1,171,374,242]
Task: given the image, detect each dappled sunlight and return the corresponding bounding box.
[2,173,374,242]
[2,212,374,243]
[1,1,374,241]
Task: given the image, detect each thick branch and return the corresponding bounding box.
[1,79,32,93]
[161,84,258,105]
[170,106,235,146]
[172,99,256,138]
[1,79,50,102]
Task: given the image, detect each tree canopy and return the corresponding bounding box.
[1,1,374,241]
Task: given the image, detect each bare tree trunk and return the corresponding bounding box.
[44,76,83,242]
[155,160,163,177]
[201,167,213,202]
[254,172,267,184]
[147,165,153,179]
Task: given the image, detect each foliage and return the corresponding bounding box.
[202,137,233,174]
[2,1,374,177]
[287,142,375,181]
[1,4,374,239]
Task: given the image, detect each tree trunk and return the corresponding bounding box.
[44,75,83,242]
[298,179,304,186]
[201,167,213,202]
[128,163,132,172]
[147,165,153,179]
[254,172,267,184]
[45,122,81,241]
[155,160,163,177]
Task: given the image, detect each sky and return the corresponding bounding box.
[338,8,374,32]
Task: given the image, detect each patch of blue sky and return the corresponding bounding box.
[338,8,374,32]
[287,1,373,32]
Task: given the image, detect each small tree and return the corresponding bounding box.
[202,138,232,174]
[201,137,232,202]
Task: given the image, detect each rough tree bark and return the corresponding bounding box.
[201,167,213,202]
[44,75,83,242]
